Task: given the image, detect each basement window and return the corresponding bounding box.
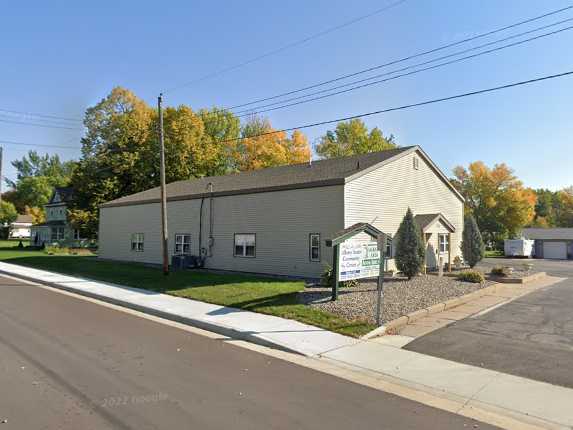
[174,234,192,255]
[131,233,144,252]
[234,234,256,258]
[309,233,321,262]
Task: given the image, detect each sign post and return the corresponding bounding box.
[375,233,388,326]
[332,244,340,301]
[326,223,387,304]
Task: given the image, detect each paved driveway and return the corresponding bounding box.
[406,259,573,388]
[478,256,573,277]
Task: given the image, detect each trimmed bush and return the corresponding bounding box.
[490,265,514,277]
[395,208,425,279]
[456,270,484,283]
[461,215,485,268]
[340,279,359,288]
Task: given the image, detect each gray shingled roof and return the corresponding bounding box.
[102,147,414,208]
[522,228,573,240]
[414,213,455,232]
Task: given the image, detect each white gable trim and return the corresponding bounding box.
[344,145,465,203]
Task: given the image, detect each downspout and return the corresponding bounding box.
[208,182,214,257]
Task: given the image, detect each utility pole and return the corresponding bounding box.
[158,94,169,275]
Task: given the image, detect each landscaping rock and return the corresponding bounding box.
[298,275,491,324]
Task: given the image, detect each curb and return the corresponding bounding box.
[0,268,305,356]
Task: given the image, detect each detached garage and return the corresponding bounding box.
[522,228,573,260]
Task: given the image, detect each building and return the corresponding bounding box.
[31,187,80,245]
[521,228,573,260]
[99,146,465,278]
[9,214,33,239]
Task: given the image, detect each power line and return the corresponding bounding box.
[217,69,573,143]
[0,139,81,150]
[0,108,82,123]
[234,22,573,117]
[225,5,573,111]
[163,0,408,94]
[0,118,80,130]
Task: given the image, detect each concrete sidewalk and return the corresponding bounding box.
[1,261,572,429]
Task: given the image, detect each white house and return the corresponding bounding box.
[99,146,464,278]
[9,214,33,239]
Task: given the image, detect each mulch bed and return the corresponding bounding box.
[298,275,493,325]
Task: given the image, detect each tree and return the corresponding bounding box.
[4,151,75,213]
[315,119,396,159]
[395,208,425,279]
[461,215,485,268]
[70,87,155,237]
[0,201,17,225]
[231,117,311,171]
[452,162,536,247]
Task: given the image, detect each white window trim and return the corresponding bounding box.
[174,233,192,255]
[309,233,321,262]
[131,233,144,252]
[234,233,256,258]
[438,233,449,253]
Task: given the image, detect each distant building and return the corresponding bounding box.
[98,146,465,278]
[30,187,81,245]
[9,214,33,239]
[521,228,573,260]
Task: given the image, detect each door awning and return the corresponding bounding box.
[414,213,455,233]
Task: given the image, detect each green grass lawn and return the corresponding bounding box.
[0,246,375,337]
[485,249,504,258]
[0,239,29,248]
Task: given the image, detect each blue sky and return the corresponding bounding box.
[1,0,572,190]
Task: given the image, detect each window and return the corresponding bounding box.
[73,229,81,240]
[309,233,320,262]
[174,234,192,255]
[385,236,393,258]
[439,234,449,253]
[234,234,256,257]
[131,233,144,252]
[51,227,64,241]
[413,156,420,170]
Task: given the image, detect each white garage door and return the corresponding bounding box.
[543,242,567,259]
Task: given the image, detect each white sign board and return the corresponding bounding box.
[338,240,380,281]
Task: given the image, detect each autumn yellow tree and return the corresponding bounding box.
[231,117,310,171]
[452,161,536,246]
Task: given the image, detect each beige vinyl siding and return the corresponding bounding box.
[99,185,345,278]
[344,149,464,269]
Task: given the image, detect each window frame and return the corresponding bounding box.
[438,233,449,253]
[385,235,393,258]
[309,233,321,262]
[233,233,256,258]
[131,233,144,252]
[174,233,192,255]
[51,226,65,241]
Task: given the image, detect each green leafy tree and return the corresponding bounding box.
[315,119,396,159]
[395,208,425,279]
[461,215,485,268]
[4,151,75,213]
[0,201,18,225]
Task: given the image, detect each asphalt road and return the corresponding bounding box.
[0,275,496,430]
[407,259,573,388]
